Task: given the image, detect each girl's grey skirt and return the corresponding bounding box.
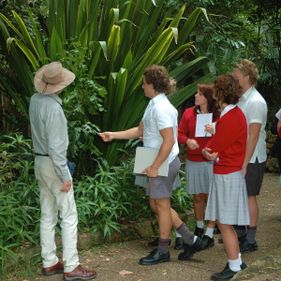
[185,160,213,194]
[205,171,250,225]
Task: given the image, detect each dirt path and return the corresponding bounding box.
[5,173,281,281]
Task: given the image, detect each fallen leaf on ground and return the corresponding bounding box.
[119,270,133,276]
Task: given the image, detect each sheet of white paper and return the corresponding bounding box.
[133,147,169,177]
[195,113,213,137]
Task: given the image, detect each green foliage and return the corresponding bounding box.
[0,133,34,186]
[0,0,213,167]
[59,44,106,174]
[185,0,258,75]
[171,170,193,214]
[75,156,149,238]
[0,133,40,275]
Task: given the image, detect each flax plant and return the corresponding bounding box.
[0,0,213,165]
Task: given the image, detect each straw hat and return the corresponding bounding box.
[34,61,75,94]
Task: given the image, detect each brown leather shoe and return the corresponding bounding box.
[64,265,97,280]
[42,261,64,276]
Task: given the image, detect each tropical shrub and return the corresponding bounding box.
[0,0,214,170]
[0,134,40,274]
[0,133,34,186]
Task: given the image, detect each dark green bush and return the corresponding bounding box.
[0,134,40,274]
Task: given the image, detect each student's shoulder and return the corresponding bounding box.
[249,88,267,105]
[181,106,195,117]
[154,98,174,111]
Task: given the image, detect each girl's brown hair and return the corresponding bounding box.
[214,74,242,105]
[194,84,220,119]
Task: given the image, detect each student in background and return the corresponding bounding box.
[233,59,267,253]
[178,84,220,250]
[203,74,249,281]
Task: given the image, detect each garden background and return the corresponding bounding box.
[0,0,281,279]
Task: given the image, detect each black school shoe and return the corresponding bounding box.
[194,227,204,238]
[200,235,215,250]
[139,248,170,265]
[178,238,202,260]
[174,237,184,250]
[211,262,247,280]
[239,239,258,253]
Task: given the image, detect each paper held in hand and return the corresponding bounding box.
[195,113,213,137]
[133,147,169,177]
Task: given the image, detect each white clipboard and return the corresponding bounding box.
[133,147,169,177]
[195,113,213,137]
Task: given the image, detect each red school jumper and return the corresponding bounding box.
[178,107,213,162]
[205,106,247,174]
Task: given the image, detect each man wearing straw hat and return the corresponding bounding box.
[29,61,96,280]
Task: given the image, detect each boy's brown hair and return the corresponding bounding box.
[144,65,172,94]
[235,59,259,86]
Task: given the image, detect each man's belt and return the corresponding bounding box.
[34,153,49,156]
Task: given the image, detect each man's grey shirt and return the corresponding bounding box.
[29,93,70,182]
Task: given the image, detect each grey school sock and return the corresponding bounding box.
[157,238,170,253]
[176,223,194,246]
[246,226,257,243]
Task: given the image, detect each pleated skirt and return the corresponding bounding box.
[205,171,250,225]
[185,160,213,194]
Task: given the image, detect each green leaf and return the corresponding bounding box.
[162,42,194,65]
[178,7,208,46]
[9,38,39,70]
[128,27,178,94]
[170,57,209,83]
[12,10,39,58]
[0,12,22,39]
[50,27,64,59]
[27,10,48,64]
[107,24,121,64]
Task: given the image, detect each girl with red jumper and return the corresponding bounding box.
[203,74,249,281]
[178,84,220,253]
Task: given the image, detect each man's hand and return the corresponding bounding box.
[202,147,218,161]
[144,166,159,177]
[61,180,72,192]
[99,132,113,142]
